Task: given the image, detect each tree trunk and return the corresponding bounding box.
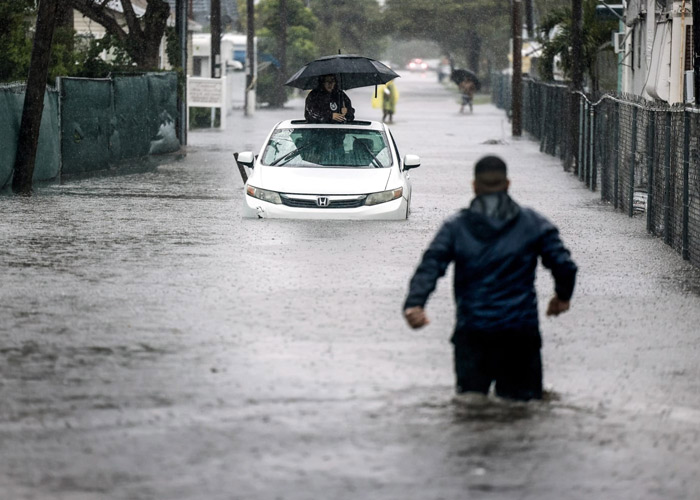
[468,32,481,73]
[12,0,58,195]
[211,0,221,77]
[275,0,288,107]
[56,2,74,32]
[67,0,169,71]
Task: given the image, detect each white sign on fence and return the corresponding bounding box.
[187,76,227,129]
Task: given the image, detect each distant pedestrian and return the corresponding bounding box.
[403,155,577,401]
[372,79,399,124]
[382,79,398,123]
[458,79,475,113]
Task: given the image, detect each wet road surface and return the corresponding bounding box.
[1,71,700,499]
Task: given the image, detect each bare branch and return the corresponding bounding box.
[120,0,143,39]
[67,0,128,44]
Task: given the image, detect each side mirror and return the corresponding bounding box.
[236,151,255,167]
[403,154,421,170]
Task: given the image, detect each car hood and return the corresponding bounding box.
[256,166,393,195]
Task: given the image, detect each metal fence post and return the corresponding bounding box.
[629,107,637,217]
[589,104,596,190]
[646,111,655,233]
[614,103,620,209]
[578,98,588,181]
[578,97,585,177]
[540,85,547,152]
[664,111,672,245]
[683,110,690,259]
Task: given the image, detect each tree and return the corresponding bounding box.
[250,0,317,106]
[309,0,387,59]
[537,0,616,90]
[66,0,171,70]
[13,0,58,195]
[0,0,34,82]
[385,0,510,75]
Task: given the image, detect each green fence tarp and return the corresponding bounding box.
[0,87,60,189]
[113,75,151,160]
[1,73,180,188]
[60,78,113,176]
[60,73,180,175]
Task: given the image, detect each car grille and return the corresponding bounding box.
[280,194,366,209]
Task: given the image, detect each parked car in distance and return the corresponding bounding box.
[237,119,420,220]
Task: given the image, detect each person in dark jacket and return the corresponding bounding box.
[304,74,355,123]
[403,155,577,401]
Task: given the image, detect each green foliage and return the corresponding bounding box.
[309,0,387,59]
[47,26,81,83]
[0,1,159,84]
[189,107,220,128]
[253,0,319,106]
[165,27,182,69]
[0,0,34,83]
[384,0,510,73]
[72,34,139,78]
[537,0,617,88]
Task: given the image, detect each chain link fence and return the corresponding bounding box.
[492,74,700,267]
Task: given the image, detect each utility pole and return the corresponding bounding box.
[525,0,534,39]
[693,0,700,105]
[12,0,58,195]
[176,0,188,145]
[511,0,523,136]
[245,0,255,116]
[211,0,221,78]
[277,0,287,107]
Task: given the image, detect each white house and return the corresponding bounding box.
[191,33,253,77]
[620,0,694,104]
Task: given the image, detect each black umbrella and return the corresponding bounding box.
[451,68,481,90]
[284,54,399,91]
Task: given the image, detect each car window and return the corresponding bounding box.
[261,128,392,168]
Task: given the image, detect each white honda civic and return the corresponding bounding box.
[236,119,420,219]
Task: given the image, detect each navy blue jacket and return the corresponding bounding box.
[304,88,355,123]
[404,192,577,334]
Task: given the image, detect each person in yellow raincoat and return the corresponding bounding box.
[371,79,399,123]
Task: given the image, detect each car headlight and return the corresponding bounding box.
[365,187,403,206]
[246,185,282,204]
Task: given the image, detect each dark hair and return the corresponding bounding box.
[474,155,508,193]
[474,155,507,177]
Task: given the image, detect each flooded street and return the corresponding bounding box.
[2,72,700,499]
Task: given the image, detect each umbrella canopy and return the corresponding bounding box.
[451,68,481,90]
[285,54,399,91]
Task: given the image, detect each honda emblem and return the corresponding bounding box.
[316,196,330,207]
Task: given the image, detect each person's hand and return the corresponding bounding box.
[546,296,570,316]
[332,112,346,122]
[404,306,429,329]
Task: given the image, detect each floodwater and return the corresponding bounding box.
[1,71,699,499]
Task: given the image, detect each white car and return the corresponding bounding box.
[237,119,420,220]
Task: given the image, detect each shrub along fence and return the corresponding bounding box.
[492,75,700,268]
[1,72,180,190]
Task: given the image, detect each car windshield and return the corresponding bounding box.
[261,128,392,168]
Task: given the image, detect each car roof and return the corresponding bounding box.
[275,119,386,131]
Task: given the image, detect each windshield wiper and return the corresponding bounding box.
[270,141,318,166]
[357,140,384,168]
